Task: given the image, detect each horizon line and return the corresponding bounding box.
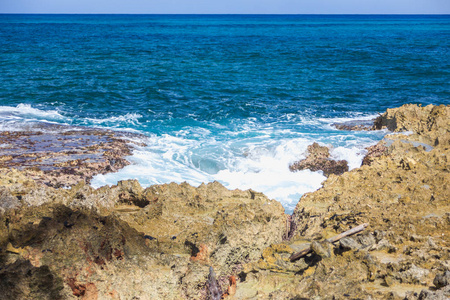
[1,13,450,15]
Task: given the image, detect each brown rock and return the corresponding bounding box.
[310,240,333,258]
[289,142,349,176]
[0,259,65,300]
[361,143,388,166]
[234,104,450,299]
[0,176,286,299]
[0,125,140,188]
[1,104,449,300]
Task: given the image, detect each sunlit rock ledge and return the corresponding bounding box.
[0,104,449,299]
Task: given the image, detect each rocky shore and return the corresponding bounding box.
[0,104,449,299]
[0,125,139,188]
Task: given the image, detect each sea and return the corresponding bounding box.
[1,14,449,213]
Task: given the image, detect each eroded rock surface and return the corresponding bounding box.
[289,142,349,176]
[0,175,286,299]
[0,126,136,188]
[0,104,449,299]
[238,104,450,299]
[361,142,389,166]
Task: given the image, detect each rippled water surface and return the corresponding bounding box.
[1,15,449,212]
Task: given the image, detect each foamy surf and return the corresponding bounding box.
[91,129,383,213]
[0,104,385,213]
[0,104,70,130]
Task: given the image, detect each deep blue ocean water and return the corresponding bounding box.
[1,14,449,212]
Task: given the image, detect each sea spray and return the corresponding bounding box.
[2,15,448,212]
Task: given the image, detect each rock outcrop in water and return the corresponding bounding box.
[239,104,450,299]
[289,142,349,176]
[0,104,449,299]
[0,126,137,188]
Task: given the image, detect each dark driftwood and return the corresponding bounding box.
[289,223,369,262]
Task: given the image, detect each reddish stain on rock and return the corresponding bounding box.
[66,277,87,297]
[66,278,98,300]
[223,275,237,298]
[113,248,124,260]
[190,244,209,263]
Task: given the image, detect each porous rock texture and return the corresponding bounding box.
[237,104,450,299]
[0,127,136,188]
[0,104,449,299]
[289,142,349,176]
[0,172,286,299]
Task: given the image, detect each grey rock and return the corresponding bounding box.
[417,285,450,300]
[356,234,376,248]
[434,271,450,289]
[311,240,333,258]
[339,237,362,251]
[0,188,20,210]
[400,264,430,285]
[207,266,223,300]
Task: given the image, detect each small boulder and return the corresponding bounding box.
[339,237,362,251]
[311,240,333,258]
[0,188,21,210]
[434,271,450,289]
[289,143,349,176]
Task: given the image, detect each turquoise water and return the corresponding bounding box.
[1,15,449,212]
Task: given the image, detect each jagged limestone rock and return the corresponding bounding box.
[289,142,349,176]
[0,104,449,299]
[0,177,286,299]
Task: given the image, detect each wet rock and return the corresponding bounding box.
[333,119,375,131]
[289,142,349,176]
[0,125,139,188]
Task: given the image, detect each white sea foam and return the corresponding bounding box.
[213,138,327,212]
[91,136,214,189]
[91,134,370,213]
[84,113,143,126]
[92,123,385,213]
[318,114,379,123]
[0,104,68,123]
[0,104,71,131]
[0,104,145,134]
[330,146,367,170]
[0,104,384,213]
